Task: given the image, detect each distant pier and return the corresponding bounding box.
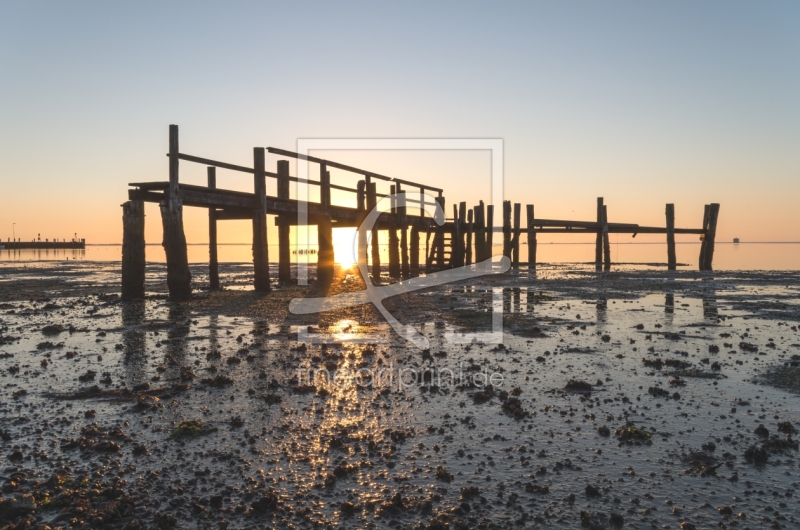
[2,239,85,250]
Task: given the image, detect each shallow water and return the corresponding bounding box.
[0,263,799,529]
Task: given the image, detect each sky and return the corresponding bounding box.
[1,1,798,247]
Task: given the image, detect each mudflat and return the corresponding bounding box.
[1,261,799,529]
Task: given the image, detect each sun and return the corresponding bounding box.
[332,228,358,267]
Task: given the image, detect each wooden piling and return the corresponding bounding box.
[410,227,420,276]
[121,200,145,300]
[702,203,720,271]
[367,181,380,282]
[502,200,512,261]
[277,160,291,283]
[252,147,270,292]
[474,203,485,262]
[317,214,334,284]
[699,204,710,270]
[388,185,401,278]
[457,202,467,267]
[399,185,409,278]
[526,204,536,272]
[486,204,494,260]
[512,202,521,268]
[161,124,192,301]
[595,197,604,271]
[435,193,446,267]
[602,204,611,271]
[207,167,220,290]
[465,209,474,265]
[665,203,676,271]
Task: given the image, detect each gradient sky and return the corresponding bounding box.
[1,1,798,246]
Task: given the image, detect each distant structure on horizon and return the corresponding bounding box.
[733,238,740,244]
[2,235,85,250]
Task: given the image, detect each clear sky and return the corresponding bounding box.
[1,1,798,246]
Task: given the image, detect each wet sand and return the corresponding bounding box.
[1,261,799,529]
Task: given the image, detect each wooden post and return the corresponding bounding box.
[435,193,445,267]
[458,202,467,267]
[367,181,380,283]
[277,160,291,283]
[161,124,192,301]
[451,204,461,267]
[357,180,366,212]
[474,202,485,262]
[665,203,676,271]
[526,204,536,272]
[252,147,270,292]
[317,214,334,284]
[410,226,420,276]
[399,184,409,278]
[702,203,720,271]
[388,185,401,278]
[602,204,611,271]
[595,197,604,271]
[208,167,220,290]
[502,200,512,261]
[121,200,145,300]
[320,163,331,209]
[465,209,474,265]
[486,204,494,260]
[699,204,710,270]
[512,203,521,268]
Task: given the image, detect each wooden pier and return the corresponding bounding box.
[2,239,85,250]
[120,125,720,300]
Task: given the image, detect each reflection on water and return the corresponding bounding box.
[2,242,799,270]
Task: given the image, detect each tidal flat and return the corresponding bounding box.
[1,262,799,529]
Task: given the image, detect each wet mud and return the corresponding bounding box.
[1,261,799,529]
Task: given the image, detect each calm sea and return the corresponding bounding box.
[1,242,799,270]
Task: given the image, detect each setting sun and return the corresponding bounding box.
[332,227,358,267]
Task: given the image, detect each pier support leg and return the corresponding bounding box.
[502,200,512,261]
[410,227,420,276]
[512,203,521,269]
[277,160,292,283]
[367,182,380,283]
[702,203,720,271]
[121,200,145,300]
[252,147,271,292]
[665,203,676,271]
[474,202,485,262]
[208,167,220,290]
[388,185,400,278]
[317,215,334,285]
[161,124,192,301]
[602,205,611,271]
[526,204,537,273]
[699,204,710,270]
[595,197,604,271]
[160,199,192,300]
[465,209,474,265]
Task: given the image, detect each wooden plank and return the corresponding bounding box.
[208,167,220,290]
[121,200,145,300]
[252,147,270,292]
[266,147,393,181]
[665,203,676,270]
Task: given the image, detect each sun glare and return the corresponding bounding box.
[332,228,358,267]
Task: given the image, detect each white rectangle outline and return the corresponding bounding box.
[293,138,504,346]
[295,138,504,285]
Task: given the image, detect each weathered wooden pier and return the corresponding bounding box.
[120,125,720,300]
